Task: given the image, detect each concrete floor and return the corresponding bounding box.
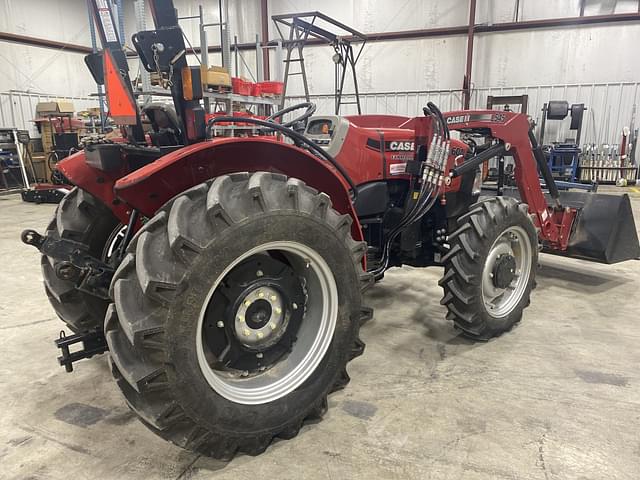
[1,188,640,480]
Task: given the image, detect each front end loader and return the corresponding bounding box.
[21,0,639,460]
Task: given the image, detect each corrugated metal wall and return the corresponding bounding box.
[287,81,640,146]
[0,91,99,136]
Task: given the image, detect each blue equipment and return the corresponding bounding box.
[547,143,581,182]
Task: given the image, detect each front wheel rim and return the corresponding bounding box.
[196,241,338,405]
[481,225,533,318]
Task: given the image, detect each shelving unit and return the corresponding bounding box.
[139,88,280,112]
[578,166,637,184]
[205,90,279,107]
[0,129,30,194]
[131,1,281,137]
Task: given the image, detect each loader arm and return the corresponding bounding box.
[443,110,576,251]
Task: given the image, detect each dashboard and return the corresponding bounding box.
[305,119,334,145]
[303,116,349,155]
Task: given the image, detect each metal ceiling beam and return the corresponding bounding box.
[0,32,92,54]
[265,11,639,50]
[474,12,640,33]
[1,11,637,57]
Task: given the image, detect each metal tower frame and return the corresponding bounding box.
[272,11,367,114]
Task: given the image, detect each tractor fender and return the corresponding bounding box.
[56,150,132,224]
[114,137,364,241]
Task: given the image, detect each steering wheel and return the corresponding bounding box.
[266,102,316,128]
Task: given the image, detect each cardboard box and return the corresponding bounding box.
[201,65,232,89]
[40,123,54,153]
[35,101,75,115]
[30,154,49,182]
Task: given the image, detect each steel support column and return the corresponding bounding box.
[261,0,270,80]
[87,0,107,131]
[462,0,476,109]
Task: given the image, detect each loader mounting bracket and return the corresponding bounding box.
[55,329,108,372]
[21,229,114,300]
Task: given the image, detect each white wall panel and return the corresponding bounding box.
[275,35,468,96]
[476,0,581,23]
[476,0,640,23]
[0,0,92,46]
[473,23,640,87]
[269,0,469,35]
[121,0,261,54]
[0,0,96,96]
[583,0,640,15]
[0,45,97,97]
[267,1,640,98]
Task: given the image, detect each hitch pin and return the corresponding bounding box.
[170,49,186,64]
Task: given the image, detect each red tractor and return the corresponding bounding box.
[22,0,639,459]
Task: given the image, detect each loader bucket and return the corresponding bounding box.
[552,191,640,264]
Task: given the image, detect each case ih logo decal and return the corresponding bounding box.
[388,141,415,151]
[365,138,415,152]
[446,114,471,125]
[445,113,509,125]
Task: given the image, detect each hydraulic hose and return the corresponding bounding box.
[371,186,442,278]
[371,133,449,278]
[427,102,450,140]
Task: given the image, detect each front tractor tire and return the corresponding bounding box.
[105,172,372,459]
[42,188,120,332]
[439,197,538,341]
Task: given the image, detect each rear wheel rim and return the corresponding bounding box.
[481,225,532,318]
[196,241,338,405]
[103,224,127,262]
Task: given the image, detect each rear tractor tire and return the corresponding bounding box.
[42,188,121,333]
[105,172,373,459]
[439,197,538,340]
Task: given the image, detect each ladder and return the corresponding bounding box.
[272,12,367,115]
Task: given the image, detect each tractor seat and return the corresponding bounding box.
[143,104,182,147]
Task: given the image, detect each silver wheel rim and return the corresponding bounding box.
[103,225,127,261]
[481,225,532,318]
[196,241,338,405]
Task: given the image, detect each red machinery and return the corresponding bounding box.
[21,0,639,460]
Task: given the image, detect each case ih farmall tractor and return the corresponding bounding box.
[22,0,639,459]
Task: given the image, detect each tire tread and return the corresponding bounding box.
[107,173,372,459]
[439,197,537,341]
